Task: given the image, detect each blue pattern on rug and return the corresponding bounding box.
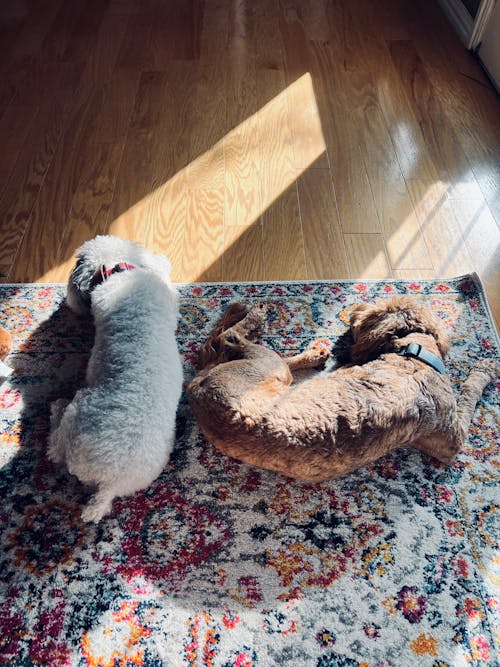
[0,275,499,666]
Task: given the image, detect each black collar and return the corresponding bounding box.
[395,343,446,374]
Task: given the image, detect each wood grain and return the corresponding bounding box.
[297,169,349,279]
[0,0,498,328]
[344,234,392,279]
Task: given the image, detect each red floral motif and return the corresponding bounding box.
[434,485,454,504]
[462,597,484,622]
[0,388,20,410]
[481,337,494,350]
[396,586,428,623]
[81,600,151,667]
[469,635,490,662]
[110,489,229,586]
[222,610,240,629]
[452,555,470,579]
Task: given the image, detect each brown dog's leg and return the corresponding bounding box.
[198,303,266,369]
[412,359,498,465]
[226,303,267,340]
[455,358,499,446]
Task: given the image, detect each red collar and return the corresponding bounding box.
[89,262,136,290]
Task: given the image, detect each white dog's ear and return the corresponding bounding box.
[66,255,94,315]
[149,252,173,283]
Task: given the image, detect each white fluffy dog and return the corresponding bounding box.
[49,235,183,523]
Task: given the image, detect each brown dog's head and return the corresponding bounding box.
[349,296,451,364]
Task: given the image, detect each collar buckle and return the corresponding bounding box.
[396,343,446,374]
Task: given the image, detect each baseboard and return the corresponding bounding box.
[438,0,474,47]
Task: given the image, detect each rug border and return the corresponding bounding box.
[1,272,498,343]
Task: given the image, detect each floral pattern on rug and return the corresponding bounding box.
[0,276,499,666]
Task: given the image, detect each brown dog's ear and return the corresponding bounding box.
[350,306,403,363]
[349,296,451,364]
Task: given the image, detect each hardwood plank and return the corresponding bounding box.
[307,41,380,233]
[388,39,483,200]
[144,177,187,281]
[224,3,261,227]
[187,65,226,190]
[0,98,68,277]
[107,71,171,240]
[224,117,262,228]
[0,2,26,71]
[334,1,431,270]
[448,198,500,327]
[182,189,224,282]
[279,5,329,170]
[3,0,62,62]
[223,222,265,282]
[401,0,500,223]
[85,68,141,144]
[39,0,87,62]
[115,6,154,70]
[351,18,442,185]
[43,142,125,283]
[60,0,110,64]
[7,54,129,278]
[253,69,296,220]
[10,59,84,110]
[144,63,194,256]
[406,179,474,278]
[148,0,205,68]
[77,4,132,88]
[105,129,155,244]
[262,186,307,281]
[286,72,328,172]
[297,168,349,279]
[344,234,392,279]
[393,269,437,280]
[0,101,38,198]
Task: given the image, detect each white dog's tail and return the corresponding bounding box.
[81,488,116,523]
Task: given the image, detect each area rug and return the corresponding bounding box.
[0,275,499,667]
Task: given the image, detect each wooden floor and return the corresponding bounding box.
[1,0,499,327]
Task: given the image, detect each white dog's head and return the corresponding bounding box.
[66,235,173,315]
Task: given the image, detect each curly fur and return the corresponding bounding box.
[49,235,183,522]
[187,297,499,481]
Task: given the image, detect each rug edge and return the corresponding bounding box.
[1,272,498,342]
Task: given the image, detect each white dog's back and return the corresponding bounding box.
[49,237,183,522]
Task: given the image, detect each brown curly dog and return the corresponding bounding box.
[187,297,499,481]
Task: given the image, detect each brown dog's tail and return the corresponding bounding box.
[198,302,250,369]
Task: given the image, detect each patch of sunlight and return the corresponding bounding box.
[38,73,326,284]
[108,73,325,271]
[357,250,391,279]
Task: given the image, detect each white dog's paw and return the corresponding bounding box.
[81,489,114,523]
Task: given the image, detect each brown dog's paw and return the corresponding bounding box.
[309,339,331,366]
[243,302,268,338]
[473,358,500,382]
